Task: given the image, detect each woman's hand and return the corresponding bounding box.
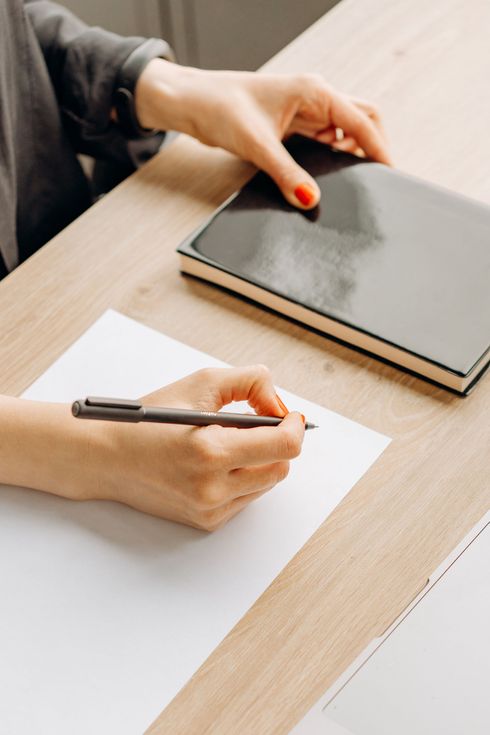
[98,366,304,530]
[0,366,304,531]
[135,59,392,209]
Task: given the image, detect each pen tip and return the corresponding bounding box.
[306,423,319,430]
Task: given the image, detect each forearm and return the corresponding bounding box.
[0,396,101,500]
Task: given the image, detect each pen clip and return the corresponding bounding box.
[85,397,142,410]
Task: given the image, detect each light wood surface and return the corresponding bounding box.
[1,0,489,732]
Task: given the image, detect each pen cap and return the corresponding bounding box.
[72,398,145,422]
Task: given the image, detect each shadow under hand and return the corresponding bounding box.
[0,483,203,559]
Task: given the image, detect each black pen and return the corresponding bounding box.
[72,397,318,430]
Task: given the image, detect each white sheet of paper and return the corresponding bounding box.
[0,310,390,734]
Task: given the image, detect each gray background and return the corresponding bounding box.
[58,0,338,69]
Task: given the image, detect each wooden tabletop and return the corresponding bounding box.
[1,0,489,732]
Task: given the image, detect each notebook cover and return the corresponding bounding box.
[178,137,490,377]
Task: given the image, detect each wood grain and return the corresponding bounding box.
[0,0,489,732]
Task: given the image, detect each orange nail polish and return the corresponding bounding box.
[300,414,306,425]
[275,393,289,416]
[294,183,316,206]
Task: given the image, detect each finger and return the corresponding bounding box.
[348,96,383,124]
[251,136,320,210]
[293,121,336,144]
[331,135,359,154]
[349,97,388,145]
[330,93,393,165]
[200,486,273,531]
[221,411,305,468]
[228,460,290,497]
[311,125,337,144]
[227,486,274,518]
[291,118,335,139]
[189,365,290,417]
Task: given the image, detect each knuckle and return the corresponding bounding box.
[194,478,226,511]
[298,72,325,89]
[361,99,380,118]
[194,367,218,384]
[193,479,217,508]
[192,433,222,465]
[196,507,228,532]
[276,461,290,483]
[281,429,302,459]
[192,474,210,503]
[252,363,271,380]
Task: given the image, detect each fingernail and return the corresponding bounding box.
[300,414,306,425]
[275,393,289,416]
[294,183,316,207]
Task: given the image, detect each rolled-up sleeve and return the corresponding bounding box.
[24,0,172,162]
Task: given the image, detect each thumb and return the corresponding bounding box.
[253,137,320,210]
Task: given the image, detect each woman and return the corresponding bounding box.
[0,1,391,529]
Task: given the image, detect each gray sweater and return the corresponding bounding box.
[0,0,169,276]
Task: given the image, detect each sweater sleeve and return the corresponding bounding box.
[24,0,172,162]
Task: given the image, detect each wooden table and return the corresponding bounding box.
[1,0,489,732]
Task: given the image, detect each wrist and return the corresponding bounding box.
[0,397,110,502]
[134,58,201,133]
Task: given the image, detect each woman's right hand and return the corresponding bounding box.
[84,365,305,530]
[1,366,305,530]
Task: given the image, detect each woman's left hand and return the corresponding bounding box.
[135,59,392,209]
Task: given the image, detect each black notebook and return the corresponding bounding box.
[178,137,490,393]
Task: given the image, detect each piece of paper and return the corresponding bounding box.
[0,310,390,734]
